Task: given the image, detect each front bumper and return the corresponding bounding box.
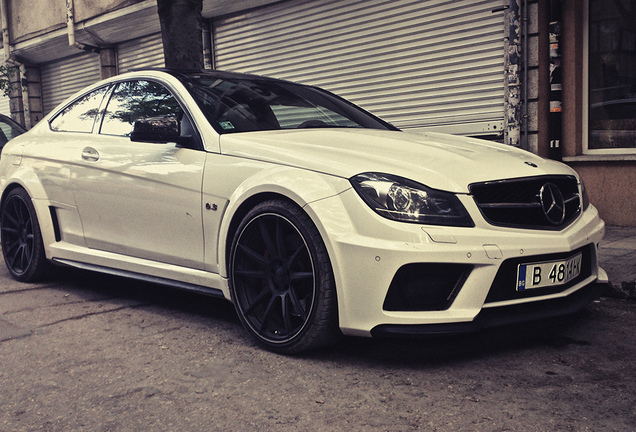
[371,280,605,337]
[306,188,606,338]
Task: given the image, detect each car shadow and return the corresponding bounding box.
[314,311,594,366]
[44,265,241,324]
[37,266,596,365]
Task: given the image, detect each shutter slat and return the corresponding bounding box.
[118,33,165,73]
[0,54,10,115]
[41,53,101,115]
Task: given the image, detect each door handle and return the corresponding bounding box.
[81,147,99,162]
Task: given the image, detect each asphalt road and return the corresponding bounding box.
[1,256,635,431]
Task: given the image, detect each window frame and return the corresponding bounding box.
[583,0,636,155]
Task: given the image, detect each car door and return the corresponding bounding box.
[69,79,206,270]
[24,85,114,247]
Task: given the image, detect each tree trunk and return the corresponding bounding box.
[157,0,204,69]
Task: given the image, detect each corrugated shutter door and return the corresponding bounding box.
[0,54,11,116]
[0,96,9,117]
[0,54,11,115]
[118,33,165,73]
[214,0,505,134]
[41,53,101,115]
[0,93,9,116]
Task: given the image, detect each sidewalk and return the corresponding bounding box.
[599,226,636,287]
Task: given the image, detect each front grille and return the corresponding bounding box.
[469,176,581,230]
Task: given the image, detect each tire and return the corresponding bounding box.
[1,187,51,282]
[229,199,339,354]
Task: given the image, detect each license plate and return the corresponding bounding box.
[517,253,582,291]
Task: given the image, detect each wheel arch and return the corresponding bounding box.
[1,172,58,255]
[1,165,51,205]
[216,167,351,281]
[0,183,53,280]
[1,181,26,208]
[222,191,287,279]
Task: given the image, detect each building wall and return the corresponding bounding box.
[8,0,145,43]
[574,162,636,227]
[8,0,66,43]
[73,0,147,22]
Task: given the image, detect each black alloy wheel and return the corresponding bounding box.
[229,200,338,354]
[1,187,50,281]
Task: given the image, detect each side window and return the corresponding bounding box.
[99,80,184,137]
[49,86,110,133]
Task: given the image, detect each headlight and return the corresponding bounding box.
[350,173,474,227]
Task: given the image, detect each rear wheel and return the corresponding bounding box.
[229,200,339,354]
[1,188,50,281]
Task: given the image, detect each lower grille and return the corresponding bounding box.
[469,176,581,230]
[383,263,472,311]
[485,244,594,304]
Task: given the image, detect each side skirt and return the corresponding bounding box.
[53,258,226,299]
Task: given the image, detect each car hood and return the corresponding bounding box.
[219,129,577,193]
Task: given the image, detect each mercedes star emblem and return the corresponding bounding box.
[539,183,566,225]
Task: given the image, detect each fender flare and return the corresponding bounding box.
[216,165,351,279]
[0,168,59,255]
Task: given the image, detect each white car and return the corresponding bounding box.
[0,70,606,353]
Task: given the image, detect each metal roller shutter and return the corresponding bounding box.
[118,33,165,73]
[0,54,11,115]
[0,93,8,116]
[41,53,101,115]
[213,0,505,135]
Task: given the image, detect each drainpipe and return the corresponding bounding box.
[66,0,100,53]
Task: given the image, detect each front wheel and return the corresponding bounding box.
[1,187,51,281]
[229,200,339,354]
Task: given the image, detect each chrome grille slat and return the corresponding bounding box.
[479,202,541,209]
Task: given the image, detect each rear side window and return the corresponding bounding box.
[49,86,110,133]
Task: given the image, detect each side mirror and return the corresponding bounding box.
[130,116,181,144]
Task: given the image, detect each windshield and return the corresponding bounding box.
[182,75,397,134]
